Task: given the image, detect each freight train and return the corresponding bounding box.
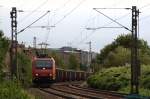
[32,55,91,83]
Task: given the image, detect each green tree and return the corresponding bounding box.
[95,34,150,67]
[17,52,32,87]
[103,46,130,67]
[0,30,9,80]
[49,51,65,68]
[68,54,80,70]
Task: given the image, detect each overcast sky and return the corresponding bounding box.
[0,0,150,52]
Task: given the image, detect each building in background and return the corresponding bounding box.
[48,46,98,70]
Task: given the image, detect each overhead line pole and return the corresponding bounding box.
[93,6,140,94]
[10,8,50,80]
[10,7,18,79]
[131,6,140,94]
[33,36,37,49]
[86,41,92,72]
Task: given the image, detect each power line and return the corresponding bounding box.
[17,11,50,34]
[81,4,150,42]
[70,1,130,49]
[47,0,72,25]
[74,12,132,46]
[85,3,150,32]
[139,3,150,9]
[53,0,86,26]
[71,11,131,47]
[42,0,86,47]
[54,0,71,12]
[45,12,51,44]
[86,27,123,30]
[36,0,86,46]
[29,25,55,28]
[41,0,72,45]
[93,8,131,32]
[70,10,96,44]
[93,8,131,10]
[76,30,96,45]
[18,0,48,24]
[72,3,150,50]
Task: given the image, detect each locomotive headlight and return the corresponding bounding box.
[35,74,39,76]
[49,74,52,76]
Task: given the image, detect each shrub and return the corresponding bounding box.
[87,65,150,96]
[0,81,30,99]
[17,52,32,87]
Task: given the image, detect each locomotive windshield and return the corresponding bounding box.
[36,60,52,68]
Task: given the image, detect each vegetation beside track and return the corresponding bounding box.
[0,81,32,99]
[91,34,150,71]
[17,52,32,87]
[88,34,150,97]
[0,30,33,99]
[87,65,150,96]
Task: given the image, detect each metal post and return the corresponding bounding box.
[10,7,17,79]
[89,41,92,72]
[87,41,92,72]
[131,6,140,94]
[33,36,36,49]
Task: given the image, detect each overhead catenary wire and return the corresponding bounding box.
[74,12,131,46]
[54,0,72,12]
[39,0,87,48]
[93,8,131,32]
[93,8,131,10]
[139,3,150,9]
[40,0,72,48]
[25,0,86,44]
[17,1,150,50]
[72,3,150,50]
[71,10,131,47]
[45,0,72,26]
[91,3,150,31]
[45,12,51,44]
[26,0,72,28]
[70,9,96,44]
[74,16,131,48]
[70,1,128,47]
[53,0,86,26]
[91,3,150,29]
[20,0,73,48]
[17,11,50,34]
[18,0,48,24]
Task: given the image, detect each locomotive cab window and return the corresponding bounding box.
[36,60,52,69]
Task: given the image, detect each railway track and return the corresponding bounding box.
[69,84,126,98]
[39,88,83,99]
[37,82,126,99]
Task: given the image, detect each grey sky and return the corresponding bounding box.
[0,0,150,52]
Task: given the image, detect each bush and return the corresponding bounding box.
[119,86,150,97]
[17,52,32,87]
[0,30,9,79]
[87,65,150,96]
[0,81,30,99]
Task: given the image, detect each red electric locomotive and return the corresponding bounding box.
[32,56,56,83]
[31,52,92,84]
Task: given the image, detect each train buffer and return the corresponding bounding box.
[125,94,150,99]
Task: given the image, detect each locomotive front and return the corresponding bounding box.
[32,57,56,83]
